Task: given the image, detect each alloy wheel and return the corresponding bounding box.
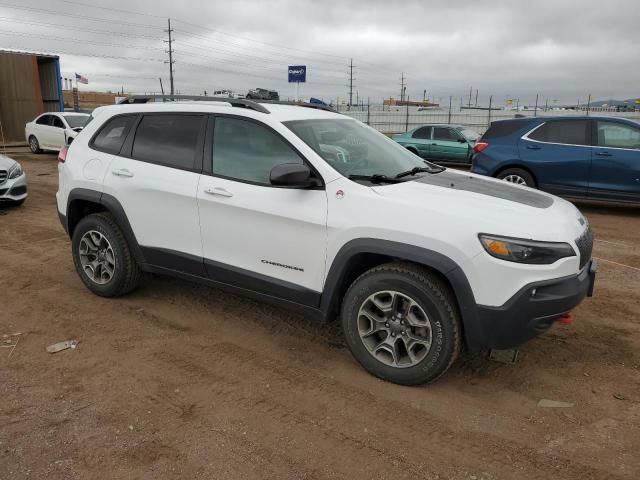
[503,174,527,185]
[357,290,433,368]
[78,230,116,285]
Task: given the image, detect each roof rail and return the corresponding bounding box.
[116,95,270,114]
[257,100,338,113]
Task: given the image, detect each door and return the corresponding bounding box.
[518,119,591,197]
[102,113,206,275]
[430,127,468,162]
[49,115,67,149]
[589,120,640,202]
[410,126,432,159]
[198,115,328,305]
[33,114,52,147]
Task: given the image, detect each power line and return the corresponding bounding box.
[0,30,163,52]
[0,17,164,40]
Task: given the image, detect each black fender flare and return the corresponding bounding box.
[320,238,484,348]
[66,188,146,264]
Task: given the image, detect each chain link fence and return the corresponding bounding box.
[336,104,640,135]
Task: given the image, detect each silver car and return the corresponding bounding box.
[0,155,27,206]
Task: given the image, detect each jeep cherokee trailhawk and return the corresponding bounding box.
[56,96,596,385]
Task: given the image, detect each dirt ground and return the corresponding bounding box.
[1,153,639,480]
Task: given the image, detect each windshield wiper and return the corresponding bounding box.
[348,174,402,184]
[394,165,443,179]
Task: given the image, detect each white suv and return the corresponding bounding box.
[56,98,596,385]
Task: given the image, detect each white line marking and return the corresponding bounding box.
[595,257,640,272]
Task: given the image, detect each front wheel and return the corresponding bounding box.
[341,262,462,385]
[497,168,536,188]
[28,135,41,153]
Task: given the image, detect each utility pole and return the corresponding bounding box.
[164,18,175,95]
[423,89,426,102]
[348,58,354,109]
[475,89,478,107]
[400,72,406,102]
[468,86,473,107]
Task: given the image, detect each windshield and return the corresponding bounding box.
[284,119,442,179]
[456,127,480,142]
[63,115,89,129]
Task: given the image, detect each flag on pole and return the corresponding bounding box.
[75,73,88,85]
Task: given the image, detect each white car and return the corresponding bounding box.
[0,155,27,205]
[56,98,596,385]
[25,112,90,153]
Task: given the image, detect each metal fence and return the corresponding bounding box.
[336,104,640,135]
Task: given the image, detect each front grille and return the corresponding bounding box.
[575,223,593,270]
[9,185,26,196]
[0,188,7,196]
[0,170,7,185]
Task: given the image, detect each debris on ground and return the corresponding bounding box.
[488,348,519,364]
[537,399,574,408]
[46,340,78,353]
[613,394,625,401]
[1,333,22,358]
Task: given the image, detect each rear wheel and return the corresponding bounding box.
[28,135,41,154]
[497,168,535,188]
[341,262,462,385]
[72,213,141,297]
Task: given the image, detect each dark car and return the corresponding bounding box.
[246,88,279,100]
[471,116,640,203]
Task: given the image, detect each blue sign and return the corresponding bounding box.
[288,65,306,83]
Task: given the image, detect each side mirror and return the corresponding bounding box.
[457,138,467,143]
[270,163,317,188]
[66,136,74,145]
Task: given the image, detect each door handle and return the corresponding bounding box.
[112,168,134,178]
[204,187,233,198]
[595,151,612,157]
[526,144,541,150]
[431,143,437,145]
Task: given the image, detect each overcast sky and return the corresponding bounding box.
[1,0,638,105]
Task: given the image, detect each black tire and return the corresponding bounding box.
[28,135,41,154]
[71,213,141,297]
[341,262,462,386]
[497,167,536,188]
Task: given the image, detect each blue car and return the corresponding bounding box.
[471,116,640,203]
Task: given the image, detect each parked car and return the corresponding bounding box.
[471,116,640,203]
[393,124,480,163]
[0,155,27,206]
[56,99,595,385]
[25,112,90,153]
[246,88,279,100]
[213,90,245,99]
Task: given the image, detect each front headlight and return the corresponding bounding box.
[7,162,23,179]
[479,234,575,264]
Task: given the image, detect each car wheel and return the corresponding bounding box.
[28,135,41,154]
[497,168,536,188]
[72,213,141,297]
[341,262,462,386]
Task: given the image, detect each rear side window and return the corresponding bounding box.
[412,126,432,139]
[92,115,136,155]
[482,119,532,139]
[51,116,65,128]
[528,120,589,146]
[132,114,203,170]
[596,121,640,149]
[36,115,50,125]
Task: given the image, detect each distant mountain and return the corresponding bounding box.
[589,98,639,107]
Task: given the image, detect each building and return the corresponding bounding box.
[62,90,119,111]
[0,49,64,143]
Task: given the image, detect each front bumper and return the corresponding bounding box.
[0,173,28,203]
[473,260,597,349]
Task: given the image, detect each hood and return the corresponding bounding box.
[371,169,585,243]
[0,154,17,170]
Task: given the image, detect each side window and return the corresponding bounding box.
[212,117,304,185]
[36,115,50,126]
[412,126,432,139]
[528,120,589,146]
[597,121,640,150]
[51,116,65,128]
[433,127,458,141]
[92,115,137,155]
[132,114,203,170]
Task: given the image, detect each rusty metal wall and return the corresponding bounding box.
[0,52,61,142]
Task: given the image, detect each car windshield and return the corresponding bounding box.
[456,127,480,141]
[284,118,442,179]
[63,115,89,128]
